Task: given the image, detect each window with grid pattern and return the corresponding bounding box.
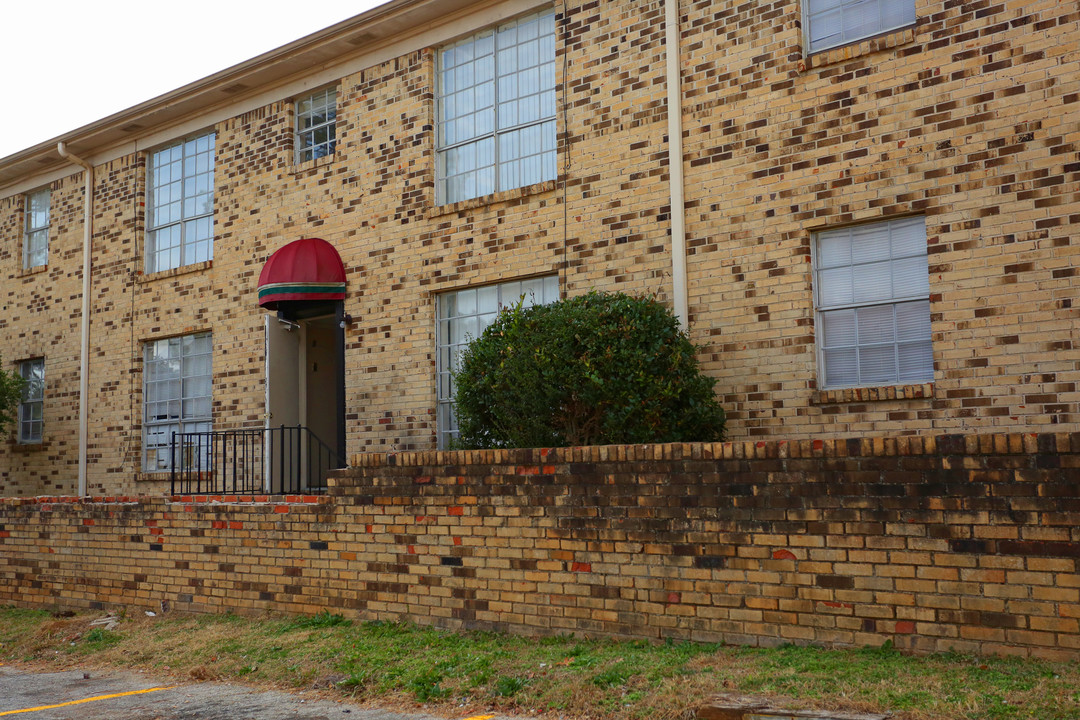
[436,8,557,205]
[814,216,933,389]
[296,87,337,163]
[143,333,212,472]
[23,188,49,269]
[18,358,44,444]
[436,275,559,448]
[804,0,915,54]
[146,132,215,273]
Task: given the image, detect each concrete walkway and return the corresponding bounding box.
[0,667,507,720]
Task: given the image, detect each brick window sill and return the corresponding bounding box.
[803,25,916,70]
[17,264,48,278]
[8,440,50,453]
[291,153,341,177]
[811,382,934,405]
[138,260,213,284]
[429,180,557,218]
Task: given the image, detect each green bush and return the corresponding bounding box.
[0,355,26,435]
[452,291,725,448]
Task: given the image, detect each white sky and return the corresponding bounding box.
[0,0,391,160]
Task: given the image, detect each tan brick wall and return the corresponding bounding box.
[680,0,1080,437]
[1,432,1078,659]
[1,177,87,496]
[1,0,1078,495]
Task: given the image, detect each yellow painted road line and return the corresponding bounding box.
[461,715,496,720]
[0,686,175,716]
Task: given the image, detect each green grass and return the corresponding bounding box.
[1,607,1078,719]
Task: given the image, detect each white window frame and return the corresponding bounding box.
[802,0,916,55]
[23,188,49,269]
[436,8,557,205]
[143,333,213,472]
[295,86,338,163]
[146,131,215,274]
[18,358,44,444]
[435,275,559,448]
[813,216,933,390]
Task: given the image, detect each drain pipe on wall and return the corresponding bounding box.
[664,0,689,327]
[57,142,93,497]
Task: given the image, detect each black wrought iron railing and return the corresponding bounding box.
[170,425,345,496]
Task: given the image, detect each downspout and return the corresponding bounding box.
[57,142,93,497]
[664,0,689,327]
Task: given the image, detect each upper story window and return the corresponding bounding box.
[23,188,49,269]
[436,275,559,448]
[804,0,916,54]
[18,358,44,444]
[436,8,557,205]
[143,332,212,472]
[813,216,933,389]
[296,87,337,163]
[146,131,215,274]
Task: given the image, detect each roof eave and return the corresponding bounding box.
[0,0,482,189]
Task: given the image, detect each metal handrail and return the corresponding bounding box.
[170,425,345,495]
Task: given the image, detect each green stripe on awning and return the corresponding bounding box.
[258,283,345,299]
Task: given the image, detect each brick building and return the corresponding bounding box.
[1,0,1077,497]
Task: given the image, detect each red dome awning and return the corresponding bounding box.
[257,238,346,309]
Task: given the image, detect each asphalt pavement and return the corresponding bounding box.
[0,666,505,720]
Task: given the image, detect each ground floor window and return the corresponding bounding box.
[143,333,212,471]
[436,275,559,448]
[18,358,44,444]
[813,216,933,389]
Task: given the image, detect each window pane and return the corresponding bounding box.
[891,256,930,298]
[819,267,853,307]
[821,308,856,348]
[824,348,858,388]
[520,277,544,304]
[26,189,50,230]
[890,215,928,257]
[543,275,559,301]
[897,341,934,383]
[856,304,894,345]
[456,289,477,315]
[477,284,499,312]
[859,345,897,385]
[850,223,890,264]
[895,300,931,342]
[852,261,893,304]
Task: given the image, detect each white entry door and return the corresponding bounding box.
[265,314,302,492]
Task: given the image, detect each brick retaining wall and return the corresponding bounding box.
[1,433,1078,659]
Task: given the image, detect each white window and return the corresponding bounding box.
[146,131,215,273]
[436,275,559,448]
[296,87,337,163]
[436,8,557,205]
[814,216,932,389]
[143,333,212,471]
[804,0,915,54]
[18,358,44,444]
[23,188,49,268]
